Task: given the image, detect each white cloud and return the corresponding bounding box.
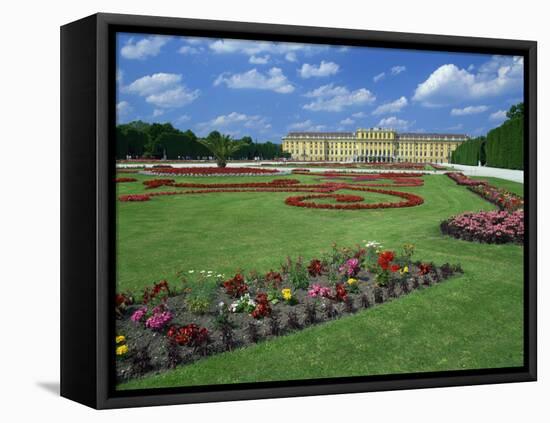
[447,123,464,131]
[413,56,524,107]
[152,109,164,118]
[299,61,340,78]
[125,73,182,96]
[116,101,132,115]
[209,39,320,59]
[120,36,171,60]
[214,67,294,94]
[176,114,191,124]
[145,86,200,108]
[288,120,326,132]
[125,73,199,108]
[178,45,202,55]
[352,111,367,118]
[249,55,270,64]
[450,105,489,116]
[373,72,385,83]
[391,65,406,75]
[285,52,297,62]
[372,96,408,115]
[377,116,414,130]
[303,83,376,112]
[198,112,271,133]
[340,118,355,125]
[489,110,507,122]
[116,69,124,84]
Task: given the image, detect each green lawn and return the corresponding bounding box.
[474,176,524,196]
[116,172,524,389]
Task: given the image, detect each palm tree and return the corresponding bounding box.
[198,132,245,167]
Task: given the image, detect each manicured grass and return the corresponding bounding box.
[474,176,524,196]
[115,172,524,389]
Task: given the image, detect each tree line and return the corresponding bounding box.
[451,103,524,170]
[116,121,290,161]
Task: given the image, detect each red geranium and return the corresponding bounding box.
[334,283,348,302]
[390,264,401,272]
[167,324,209,347]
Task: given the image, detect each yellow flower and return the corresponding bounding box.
[281,288,292,301]
[347,278,358,285]
[115,345,128,356]
[400,266,409,275]
[115,335,126,344]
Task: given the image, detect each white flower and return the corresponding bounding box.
[218,301,225,308]
[207,270,213,274]
[216,274,223,277]
[200,270,206,273]
[188,270,194,274]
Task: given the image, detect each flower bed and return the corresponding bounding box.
[115,242,463,382]
[144,167,279,176]
[119,194,151,202]
[115,177,138,183]
[445,172,486,186]
[119,175,426,211]
[441,210,524,244]
[468,185,524,212]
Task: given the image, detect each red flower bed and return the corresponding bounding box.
[119,194,150,202]
[115,177,137,183]
[143,179,176,189]
[468,185,523,212]
[430,163,447,170]
[445,172,486,186]
[146,167,279,176]
[441,210,524,244]
[284,189,423,210]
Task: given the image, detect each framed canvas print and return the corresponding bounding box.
[60,13,537,409]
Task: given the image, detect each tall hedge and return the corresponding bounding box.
[451,137,485,166]
[485,118,524,170]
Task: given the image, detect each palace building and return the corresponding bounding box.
[281,127,468,163]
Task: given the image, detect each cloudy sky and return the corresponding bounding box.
[116,32,524,142]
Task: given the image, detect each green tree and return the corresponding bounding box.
[198,132,246,167]
[506,102,524,120]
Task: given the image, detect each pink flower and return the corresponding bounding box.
[130,307,147,323]
[145,310,173,330]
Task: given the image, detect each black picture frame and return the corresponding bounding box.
[60,12,537,409]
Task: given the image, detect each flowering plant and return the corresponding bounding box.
[339,257,360,277]
[223,273,248,297]
[229,293,256,313]
[145,307,173,330]
[307,284,332,299]
[251,293,271,319]
[418,263,433,276]
[115,344,128,356]
[115,177,137,183]
[376,250,400,285]
[441,210,524,244]
[307,259,325,277]
[119,194,150,202]
[334,283,348,301]
[167,324,209,348]
[346,278,359,293]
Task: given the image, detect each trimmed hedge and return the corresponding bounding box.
[485,118,524,170]
[451,137,485,166]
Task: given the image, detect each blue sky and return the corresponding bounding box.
[116,33,524,143]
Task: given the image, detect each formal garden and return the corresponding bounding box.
[113,152,525,390]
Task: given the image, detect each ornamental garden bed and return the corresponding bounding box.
[143,167,281,177]
[114,242,463,383]
[117,175,425,209]
[441,210,524,244]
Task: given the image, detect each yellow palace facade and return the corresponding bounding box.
[281,127,468,163]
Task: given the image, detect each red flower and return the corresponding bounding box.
[334,283,348,302]
[390,264,400,272]
[223,273,248,297]
[377,251,395,270]
[251,292,271,319]
[307,259,325,277]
